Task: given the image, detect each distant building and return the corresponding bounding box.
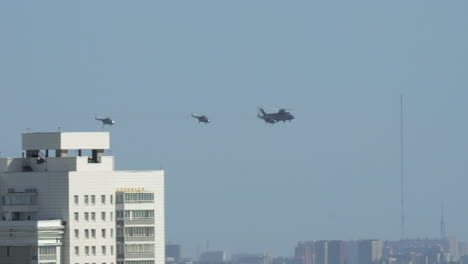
[167,244,183,263]
[327,241,345,264]
[445,236,459,261]
[295,240,345,264]
[199,251,227,264]
[315,241,328,264]
[345,241,358,264]
[460,255,468,264]
[232,253,274,264]
[272,256,302,264]
[384,238,460,262]
[295,241,316,264]
[358,240,383,264]
[459,241,468,258]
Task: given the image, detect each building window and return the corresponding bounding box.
[92,229,96,238]
[116,194,123,204]
[74,195,79,205]
[101,212,106,221]
[91,212,96,221]
[111,245,114,255]
[110,195,113,204]
[84,195,89,205]
[116,211,123,219]
[110,228,114,238]
[117,227,123,237]
[125,244,154,254]
[91,195,96,205]
[125,227,154,237]
[92,246,96,256]
[117,245,124,254]
[74,212,79,222]
[101,195,106,204]
[85,229,89,239]
[123,193,154,203]
[125,210,154,220]
[101,229,106,238]
[110,212,113,221]
[122,262,154,264]
[74,246,79,256]
[85,246,89,256]
[39,246,56,256]
[74,229,79,239]
[102,246,106,255]
[85,212,89,221]
[3,193,38,205]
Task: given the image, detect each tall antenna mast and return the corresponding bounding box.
[400,94,406,239]
[440,201,446,239]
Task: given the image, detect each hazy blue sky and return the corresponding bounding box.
[1,0,468,257]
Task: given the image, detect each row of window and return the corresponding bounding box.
[73,211,113,222]
[116,193,154,203]
[116,210,155,220]
[75,262,113,264]
[74,228,114,239]
[116,244,154,254]
[74,245,114,256]
[2,194,37,206]
[119,261,155,264]
[74,194,113,205]
[116,227,154,237]
[39,246,56,256]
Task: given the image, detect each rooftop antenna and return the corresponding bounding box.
[440,201,446,239]
[58,126,61,132]
[400,94,406,239]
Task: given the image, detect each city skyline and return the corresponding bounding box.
[1,0,468,256]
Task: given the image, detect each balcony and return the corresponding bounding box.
[116,236,155,242]
[125,252,155,259]
[2,192,39,216]
[120,218,155,225]
[0,220,65,246]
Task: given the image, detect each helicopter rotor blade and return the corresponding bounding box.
[272,105,294,111]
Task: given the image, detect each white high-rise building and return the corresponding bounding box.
[0,132,165,264]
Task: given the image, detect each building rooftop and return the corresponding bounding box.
[22,132,110,150]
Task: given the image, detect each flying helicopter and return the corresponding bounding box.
[95,116,115,127]
[191,114,210,124]
[257,107,295,124]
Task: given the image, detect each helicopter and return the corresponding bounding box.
[191,114,210,124]
[95,116,115,127]
[257,107,295,124]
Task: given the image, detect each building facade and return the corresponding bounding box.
[0,132,165,264]
[357,240,383,264]
[327,241,345,264]
[295,241,315,264]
